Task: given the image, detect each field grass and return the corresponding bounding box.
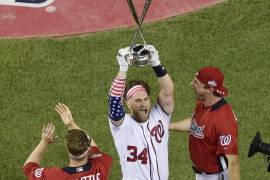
[1,0,270,179]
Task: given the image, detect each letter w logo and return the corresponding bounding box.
[0,0,55,8]
[150,120,164,143]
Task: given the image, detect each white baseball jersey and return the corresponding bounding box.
[109,104,171,180]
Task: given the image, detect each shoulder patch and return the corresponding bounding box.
[220,135,232,146]
[34,168,44,178]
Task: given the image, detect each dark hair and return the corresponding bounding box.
[124,80,151,99]
[203,85,222,97]
[213,91,222,97]
[65,129,91,157]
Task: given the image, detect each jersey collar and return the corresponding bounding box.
[62,161,92,175]
[210,98,227,112]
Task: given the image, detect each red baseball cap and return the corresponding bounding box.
[195,66,228,96]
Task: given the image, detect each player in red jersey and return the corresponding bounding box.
[23,103,112,180]
[169,66,240,180]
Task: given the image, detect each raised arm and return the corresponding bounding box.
[108,47,129,126]
[55,103,80,130]
[169,117,192,132]
[147,45,174,115]
[24,123,56,166]
[157,74,174,115]
[55,103,97,147]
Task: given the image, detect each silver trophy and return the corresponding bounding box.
[125,0,152,66]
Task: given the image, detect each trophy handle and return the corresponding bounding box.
[128,0,152,48]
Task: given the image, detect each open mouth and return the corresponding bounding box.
[139,109,148,114]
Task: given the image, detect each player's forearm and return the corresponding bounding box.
[228,169,240,180]
[169,117,191,132]
[24,140,48,166]
[66,122,80,130]
[90,138,97,147]
[83,133,97,147]
[227,155,240,180]
[157,74,174,96]
[152,62,172,95]
[155,68,174,114]
[117,71,127,79]
[108,75,126,124]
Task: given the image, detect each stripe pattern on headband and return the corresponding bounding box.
[126,85,146,99]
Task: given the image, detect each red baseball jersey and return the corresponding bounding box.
[189,98,238,173]
[23,147,112,180]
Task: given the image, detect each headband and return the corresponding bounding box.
[68,146,91,159]
[126,85,146,99]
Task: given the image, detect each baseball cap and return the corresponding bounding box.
[195,66,228,96]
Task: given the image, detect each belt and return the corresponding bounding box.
[192,166,220,175]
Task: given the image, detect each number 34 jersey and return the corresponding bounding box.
[109,104,171,180]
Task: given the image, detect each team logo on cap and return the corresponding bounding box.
[208,80,217,87]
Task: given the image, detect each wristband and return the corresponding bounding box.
[152,64,167,77]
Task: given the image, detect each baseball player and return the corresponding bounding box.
[108,45,174,180]
[169,66,240,180]
[23,103,112,180]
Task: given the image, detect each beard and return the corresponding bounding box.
[132,108,150,123]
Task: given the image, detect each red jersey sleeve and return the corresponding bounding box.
[89,147,113,179]
[23,162,61,180]
[23,162,43,179]
[23,162,48,180]
[215,105,238,155]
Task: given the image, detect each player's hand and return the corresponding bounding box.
[117,47,130,72]
[145,45,160,67]
[55,103,74,127]
[41,123,56,144]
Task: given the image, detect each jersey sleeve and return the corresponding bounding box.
[154,103,171,124]
[90,147,113,179]
[215,106,238,155]
[108,76,126,121]
[23,162,43,179]
[23,162,58,180]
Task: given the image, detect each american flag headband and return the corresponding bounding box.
[126,85,146,99]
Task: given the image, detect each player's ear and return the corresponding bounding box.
[126,99,132,109]
[190,78,195,86]
[208,87,215,94]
